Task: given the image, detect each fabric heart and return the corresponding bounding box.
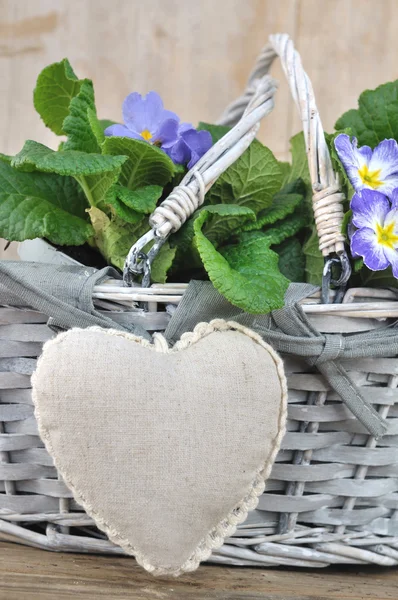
[32,319,287,576]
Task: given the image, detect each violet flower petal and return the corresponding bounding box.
[334,134,367,191]
[370,138,398,179]
[153,118,179,145]
[391,188,398,209]
[168,138,191,165]
[384,246,398,278]
[351,228,389,271]
[181,129,212,168]
[350,189,390,229]
[104,123,141,138]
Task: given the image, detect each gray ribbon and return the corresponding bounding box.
[166,281,397,438]
[0,261,149,339]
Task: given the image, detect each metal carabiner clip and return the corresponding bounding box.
[321,250,351,305]
[123,229,166,288]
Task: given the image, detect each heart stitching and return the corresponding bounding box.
[32,319,287,576]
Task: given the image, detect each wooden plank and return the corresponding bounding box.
[2,540,398,600]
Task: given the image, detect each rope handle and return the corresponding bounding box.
[123,33,351,291]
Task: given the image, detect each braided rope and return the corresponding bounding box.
[147,76,277,240]
[149,172,206,238]
[270,34,346,257]
[219,35,346,258]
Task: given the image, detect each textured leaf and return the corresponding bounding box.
[240,193,303,232]
[286,132,314,216]
[206,139,282,213]
[279,161,292,185]
[88,208,148,269]
[274,238,306,283]
[112,184,163,214]
[12,141,126,209]
[105,184,162,224]
[324,131,355,203]
[33,59,81,136]
[193,206,289,314]
[63,80,100,153]
[335,81,398,147]
[87,108,105,146]
[259,211,307,246]
[88,207,174,281]
[12,140,126,177]
[103,136,176,190]
[303,228,324,285]
[0,161,93,246]
[150,242,177,283]
[171,203,255,272]
[202,144,282,246]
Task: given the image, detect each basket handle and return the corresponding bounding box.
[123,74,278,285]
[219,33,347,263]
[124,34,351,291]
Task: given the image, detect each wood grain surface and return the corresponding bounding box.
[0,541,397,600]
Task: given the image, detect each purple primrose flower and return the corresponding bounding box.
[163,122,212,169]
[350,188,398,276]
[334,133,398,195]
[105,91,179,146]
[105,92,212,168]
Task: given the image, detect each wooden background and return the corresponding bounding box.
[1,0,398,259]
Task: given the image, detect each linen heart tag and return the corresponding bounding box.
[32,319,287,576]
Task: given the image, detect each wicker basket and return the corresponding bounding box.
[2,33,398,568]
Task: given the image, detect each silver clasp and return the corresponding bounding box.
[123,229,166,288]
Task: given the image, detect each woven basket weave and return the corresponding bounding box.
[2,34,398,568]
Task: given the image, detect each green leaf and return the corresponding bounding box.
[202,140,282,246]
[240,193,303,232]
[62,79,100,153]
[325,131,355,202]
[335,81,398,147]
[206,139,283,213]
[87,108,105,146]
[12,140,126,177]
[342,209,353,236]
[12,140,126,209]
[88,207,175,282]
[171,203,255,272]
[113,184,163,214]
[150,243,177,283]
[193,206,289,314]
[33,58,81,136]
[0,161,93,246]
[103,136,176,190]
[258,211,307,246]
[354,257,364,272]
[286,132,313,213]
[198,122,231,144]
[279,160,292,185]
[303,228,324,285]
[88,207,148,269]
[274,237,306,283]
[105,184,162,224]
[360,266,398,288]
[0,153,12,164]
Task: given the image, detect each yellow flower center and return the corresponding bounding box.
[376,221,398,249]
[141,129,153,141]
[358,164,383,189]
